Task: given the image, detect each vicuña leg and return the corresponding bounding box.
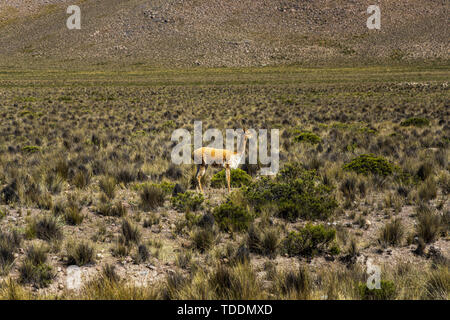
[196,164,206,193]
[225,164,231,193]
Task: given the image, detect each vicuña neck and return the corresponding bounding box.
[236,134,248,156]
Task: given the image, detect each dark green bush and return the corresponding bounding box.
[214,202,253,232]
[171,192,204,212]
[210,168,252,188]
[244,163,337,221]
[359,280,396,300]
[400,117,430,127]
[294,131,321,145]
[343,154,395,176]
[283,223,336,257]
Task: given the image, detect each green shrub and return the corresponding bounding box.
[359,280,396,300]
[400,117,430,127]
[210,169,252,188]
[171,192,204,212]
[283,223,336,257]
[22,145,40,154]
[343,154,395,176]
[244,164,337,221]
[214,202,253,232]
[294,131,321,145]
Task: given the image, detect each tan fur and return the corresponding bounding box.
[193,129,251,193]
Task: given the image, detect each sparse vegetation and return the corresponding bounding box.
[0,64,447,300]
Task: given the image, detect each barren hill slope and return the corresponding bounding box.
[0,0,448,67]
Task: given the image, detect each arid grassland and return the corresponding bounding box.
[0,65,448,299]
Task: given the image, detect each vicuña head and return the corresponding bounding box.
[193,128,252,193]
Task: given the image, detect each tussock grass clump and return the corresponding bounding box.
[0,278,33,300]
[0,230,22,275]
[283,223,336,257]
[343,154,395,176]
[27,216,63,242]
[143,212,160,228]
[171,192,204,212]
[213,202,252,232]
[63,201,84,225]
[424,265,449,300]
[416,205,442,243]
[378,218,404,247]
[99,176,117,199]
[400,117,430,127]
[0,181,20,204]
[111,236,130,257]
[278,267,312,299]
[66,241,95,266]
[340,175,358,201]
[96,201,126,217]
[72,170,91,189]
[134,244,150,264]
[210,168,252,188]
[140,184,165,211]
[25,244,48,266]
[208,262,265,299]
[19,244,54,288]
[247,224,281,257]
[121,219,141,245]
[416,162,433,181]
[418,178,438,202]
[191,228,215,252]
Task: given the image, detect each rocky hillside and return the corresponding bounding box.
[0,0,448,67]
